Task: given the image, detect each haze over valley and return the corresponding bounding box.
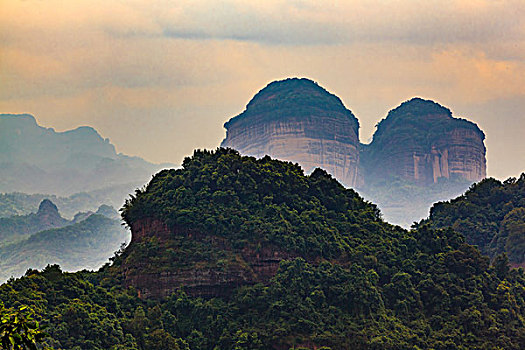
[1,1,524,349]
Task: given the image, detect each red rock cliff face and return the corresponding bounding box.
[436,128,486,182]
[221,78,361,187]
[122,218,297,299]
[361,98,486,185]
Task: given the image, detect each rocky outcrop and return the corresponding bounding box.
[360,98,486,185]
[122,218,297,299]
[36,199,69,228]
[0,199,70,241]
[219,80,487,226]
[221,81,486,190]
[221,78,361,187]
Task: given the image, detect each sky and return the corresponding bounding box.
[1,0,524,180]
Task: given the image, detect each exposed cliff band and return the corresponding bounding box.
[361,98,486,185]
[222,79,486,189]
[221,78,361,187]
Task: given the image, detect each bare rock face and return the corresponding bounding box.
[121,218,297,299]
[221,78,361,187]
[36,199,69,227]
[361,98,486,185]
[219,80,487,226]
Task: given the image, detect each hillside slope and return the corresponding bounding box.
[424,174,525,266]
[0,149,523,350]
[0,213,129,282]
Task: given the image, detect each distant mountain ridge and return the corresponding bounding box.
[0,198,128,282]
[221,78,487,226]
[0,184,147,219]
[0,199,69,244]
[0,113,171,195]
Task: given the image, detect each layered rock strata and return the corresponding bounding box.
[361,98,486,185]
[122,218,297,299]
[222,81,486,189]
[221,78,361,187]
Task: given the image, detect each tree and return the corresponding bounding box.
[0,303,49,350]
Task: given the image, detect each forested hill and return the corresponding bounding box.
[0,149,524,349]
[424,174,525,266]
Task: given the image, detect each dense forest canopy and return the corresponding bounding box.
[121,148,383,260]
[424,174,525,265]
[369,98,484,150]
[1,149,524,349]
[224,78,358,132]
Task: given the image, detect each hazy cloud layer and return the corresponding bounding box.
[1,0,524,179]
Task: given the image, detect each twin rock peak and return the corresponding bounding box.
[221,77,486,188]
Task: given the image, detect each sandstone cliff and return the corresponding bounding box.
[221,78,361,187]
[221,81,486,191]
[360,98,486,185]
[117,149,384,300]
[219,81,487,226]
[122,218,297,299]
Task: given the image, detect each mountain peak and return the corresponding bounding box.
[221,78,361,187]
[386,97,452,120]
[225,77,357,129]
[37,199,59,216]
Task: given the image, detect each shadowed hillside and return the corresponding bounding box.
[423,174,525,266]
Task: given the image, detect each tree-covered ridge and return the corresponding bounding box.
[122,148,385,259]
[0,214,129,283]
[1,149,524,349]
[223,78,358,131]
[0,200,69,245]
[425,174,525,265]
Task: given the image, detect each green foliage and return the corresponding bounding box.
[425,174,525,264]
[1,149,524,349]
[121,148,383,260]
[0,302,49,350]
[224,78,358,133]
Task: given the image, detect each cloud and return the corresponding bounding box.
[0,0,524,179]
[149,0,525,49]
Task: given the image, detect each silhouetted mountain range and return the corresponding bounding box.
[0,113,171,196]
